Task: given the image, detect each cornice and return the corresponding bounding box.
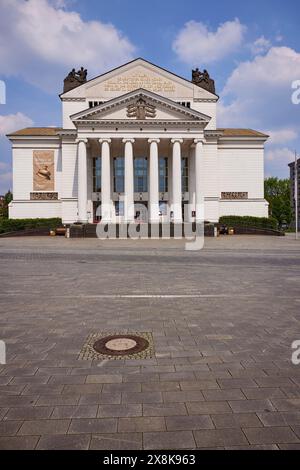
[61,97,86,102]
[193,98,218,103]
[73,120,206,128]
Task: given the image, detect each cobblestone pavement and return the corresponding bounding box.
[0,235,300,450]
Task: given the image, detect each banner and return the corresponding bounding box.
[33,150,54,191]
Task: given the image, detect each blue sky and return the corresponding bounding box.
[0,0,300,193]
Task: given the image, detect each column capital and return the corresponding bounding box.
[148,138,160,144]
[99,138,111,144]
[171,138,183,145]
[75,138,88,144]
[191,138,204,148]
[122,138,135,144]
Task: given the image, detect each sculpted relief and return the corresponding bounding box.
[33,150,55,191]
[127,98,156,119]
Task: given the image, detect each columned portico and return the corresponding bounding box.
[78,136,205,225]
[148,138,160,223]
[99,138,112,222]
[76,138,88,223]
[171,138,183,223]
[123,138,135,222]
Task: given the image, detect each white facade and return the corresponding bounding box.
[8,58,269,224]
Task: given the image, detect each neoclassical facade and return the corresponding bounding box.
[8,58,269,224]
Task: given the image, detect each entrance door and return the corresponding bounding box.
[134,202,148,222]
[93,202,101,223]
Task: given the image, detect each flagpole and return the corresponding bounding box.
[295,150,298,240]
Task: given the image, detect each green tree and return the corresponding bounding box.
[0,190,13,218]
[264,177,292,228]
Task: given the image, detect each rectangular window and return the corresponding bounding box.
[159,157,168,192]
[115,201,124,216]
[134,157,148,192]
[181,157,189,193]
[93,157,101,192]
[177,101,191,108]
[113,157,124,193]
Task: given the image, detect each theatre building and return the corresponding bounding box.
[7,58,269,224]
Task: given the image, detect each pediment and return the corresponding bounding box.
[62,58,217,101]
[71,89,211,125]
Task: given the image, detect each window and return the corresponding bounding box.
[113,157,124,192]
[134,157,148,192]
[115,201,124,216]
[88,101,104,108]
[181,157,189,193]
[93,157,101,192]
[177,101,191,108]
[159,157,168,192]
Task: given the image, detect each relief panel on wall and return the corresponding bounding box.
[33,150,55,191]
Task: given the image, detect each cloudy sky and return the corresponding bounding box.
[0,0,299,193]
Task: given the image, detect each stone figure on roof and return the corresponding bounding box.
[192,68,216,94]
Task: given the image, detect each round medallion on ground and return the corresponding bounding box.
[93,334,149,356]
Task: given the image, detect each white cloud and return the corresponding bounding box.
[0,0,136,93]
[219,46,300,177]
[219,46,300,130]
[265,147,295,162]
[266,128,298,145]
[223,47,300,95]
[0,112,33,136]
[172,19,246,65]
[250,36,271,55]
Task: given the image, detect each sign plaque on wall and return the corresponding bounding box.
[30,192,58,200]
[221,192,248,200]
[33,150,55,191]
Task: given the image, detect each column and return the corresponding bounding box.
[189,146,196,221]
[99,138,112,222]
[171,138,183,223]
[76,138,88,223]
[122,138,135,222]
[168,153,173,219]
[194,139,204,223]
[148,138,160,223]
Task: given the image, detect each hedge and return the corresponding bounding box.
[219,215,278,230]
[0,218,62,234]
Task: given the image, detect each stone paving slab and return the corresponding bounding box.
[0,235,300,449]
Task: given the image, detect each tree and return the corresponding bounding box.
[0,190,13,218]
[264,177,292,228]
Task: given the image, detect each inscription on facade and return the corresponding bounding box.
[221,192,248,200]
[104,73,176,93]
[30,192,58,200]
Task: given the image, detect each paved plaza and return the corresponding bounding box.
[0,234,300,450]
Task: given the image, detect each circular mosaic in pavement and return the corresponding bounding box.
[93,334,149,357]
[79,331,154,361]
